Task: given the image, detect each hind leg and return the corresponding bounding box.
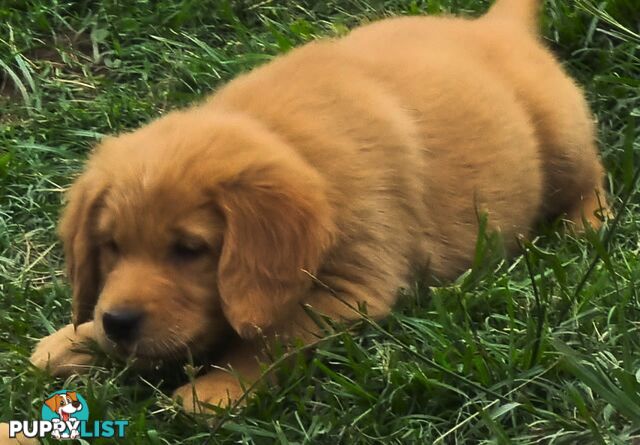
[564,183,611,231]
[482,32,610,231]
[532,94,610,231]
[541,125,610,232]
[546,145,610,232]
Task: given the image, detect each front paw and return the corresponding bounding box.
[30,322,96,376]
[173,371,247,414]
[0,423,39,445]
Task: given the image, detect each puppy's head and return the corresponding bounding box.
[61,110,335,360]
[44,392,80,414]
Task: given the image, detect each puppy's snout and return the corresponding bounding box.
[72,401,81,409]
[102,309,144,343]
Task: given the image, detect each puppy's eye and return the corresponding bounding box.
[170,241,208,262]
[103,239,119,255]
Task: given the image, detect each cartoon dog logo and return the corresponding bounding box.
[43,391,83,439]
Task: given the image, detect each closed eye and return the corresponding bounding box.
[170,240,209,262]
[96,231,119,255]
[103,239,119,255]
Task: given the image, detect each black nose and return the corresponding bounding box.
[102,310,143,343]
[72,401,81,409]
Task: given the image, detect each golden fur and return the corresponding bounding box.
[31,0,608,412]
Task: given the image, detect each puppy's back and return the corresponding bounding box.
[208,0,604,279]
[343,3,603,222]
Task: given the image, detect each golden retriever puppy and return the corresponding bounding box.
[31,0,608,412]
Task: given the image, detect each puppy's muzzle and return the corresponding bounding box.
[102,309,144,344]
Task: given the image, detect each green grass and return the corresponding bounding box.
[1,0,639,443]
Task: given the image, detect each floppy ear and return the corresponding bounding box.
[44,395,60,413]
[215,156,336,338]
[58,171,106,327]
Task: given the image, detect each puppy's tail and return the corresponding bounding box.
[484,0,541,33]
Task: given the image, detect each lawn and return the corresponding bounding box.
[1,0,639,443]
